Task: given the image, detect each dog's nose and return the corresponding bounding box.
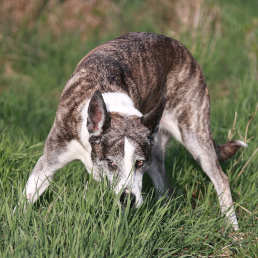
[120,189,136,207]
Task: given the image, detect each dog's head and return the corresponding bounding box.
[87,90,165,207]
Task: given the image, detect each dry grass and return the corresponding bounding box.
[0,0,117,39]
[0,0,220,41]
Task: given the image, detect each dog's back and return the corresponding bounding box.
[58,32,205,139]
[74,32,203,111]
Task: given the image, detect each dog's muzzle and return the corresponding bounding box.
[120,188,136,208]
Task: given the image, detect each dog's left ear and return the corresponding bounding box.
[87,90,111,139]
[141,95,166,134]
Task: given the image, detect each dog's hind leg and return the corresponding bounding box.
[181,129,241,230]
[167,93,244,230]
[147,131,174,198]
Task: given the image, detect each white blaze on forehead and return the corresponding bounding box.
[114,136,143,207]
[124,137,135,178]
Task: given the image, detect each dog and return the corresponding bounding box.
[17,32,247,230]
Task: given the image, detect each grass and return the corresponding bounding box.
[1,0,258,256]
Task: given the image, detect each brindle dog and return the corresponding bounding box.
[16,32,247,230]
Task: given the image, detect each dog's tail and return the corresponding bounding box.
[213,140,248,162]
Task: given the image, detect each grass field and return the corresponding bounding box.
[1,0,258,257]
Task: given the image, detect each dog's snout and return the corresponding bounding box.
[120,189,136,207]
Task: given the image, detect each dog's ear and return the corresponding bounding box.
[87,90,111,139]
[141,95,166,134]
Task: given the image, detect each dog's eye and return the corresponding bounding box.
[108,160,117,170]
[135,160,144,168]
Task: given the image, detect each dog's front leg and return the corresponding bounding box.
[13,155,59,212]
[147,131,174,198]
[14,136,81,212]
[22,154,57,205]
[14,150,69,212]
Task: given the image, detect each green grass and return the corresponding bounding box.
[1,0,258,256]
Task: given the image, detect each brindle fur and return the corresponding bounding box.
[16,32,246,230]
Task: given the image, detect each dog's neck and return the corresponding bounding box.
[102,92,142,117]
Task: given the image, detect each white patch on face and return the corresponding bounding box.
[132,174,143,208]
[114,137,143,207]
[115,137,135,192]
[123,137,136,177]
